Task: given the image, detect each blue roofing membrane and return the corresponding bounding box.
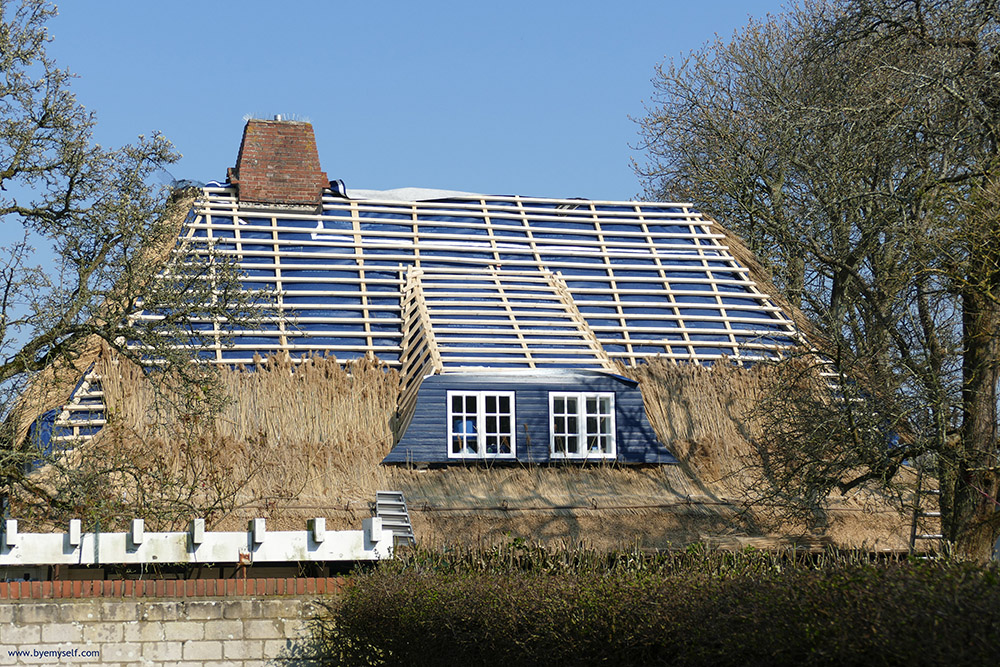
[153,184,799,367]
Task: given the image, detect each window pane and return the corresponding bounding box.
[550,392,614,459]
[450,393,514,459]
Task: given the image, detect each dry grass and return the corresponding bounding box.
[626,357,913,550]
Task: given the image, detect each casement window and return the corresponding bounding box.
[549,392,616,459]
[447,391,516,459]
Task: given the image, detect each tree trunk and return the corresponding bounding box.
[950,280,1000,561]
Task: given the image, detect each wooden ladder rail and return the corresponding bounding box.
[909,465,944,556]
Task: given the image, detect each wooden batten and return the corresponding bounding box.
[140,187,798,368]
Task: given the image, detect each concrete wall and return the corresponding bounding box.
[0,578,344,666]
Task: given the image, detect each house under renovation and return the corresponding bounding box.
[40,118,799,465]
[20,118,914,552]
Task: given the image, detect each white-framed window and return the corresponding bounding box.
[549,392,616,460]
[447,391,516,459]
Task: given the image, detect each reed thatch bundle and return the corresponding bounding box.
[65,348,400,529]
[13,343,911,551]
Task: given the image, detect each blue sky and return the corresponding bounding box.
[46,1,786,202]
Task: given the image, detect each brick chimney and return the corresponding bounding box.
[228,117,329,207]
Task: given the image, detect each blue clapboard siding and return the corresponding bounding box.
[383,370,676,465]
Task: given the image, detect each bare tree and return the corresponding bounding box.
[637,0,1000,559]
[0,1,263,530]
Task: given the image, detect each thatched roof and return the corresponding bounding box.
[11,195,913,552]
[19,349,909,552]
[10,192,197,447]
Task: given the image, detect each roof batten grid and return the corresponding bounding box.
[231,211,248,354]
[413,270,444,372]
[699,215,795,362]
[589,201,634,364]
[397,268,441,417]
[637,203,688,361]
[706,227,740,360]
[138,188,800,367]
[414,267,607,370]
[190,222,738,254]
[514,195,547,290]
[208,247,759,269]
[481,199,503,269]
[497,268,539,368]
[350,201,374,354]
[270,214,290,350]
[546,271,615,371]
[692,207,737,361]
[206,210,223,362]
[411,202,421,269]
[194,215,733,246]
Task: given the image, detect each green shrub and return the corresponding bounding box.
[305,545,1000,666]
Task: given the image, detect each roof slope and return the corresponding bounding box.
[49,188,804,444]
[143,186,799,368]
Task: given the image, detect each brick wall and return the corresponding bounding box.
[0,578,344,666]
[229,119,329,206]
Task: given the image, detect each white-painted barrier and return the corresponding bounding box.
[0,516,391,566]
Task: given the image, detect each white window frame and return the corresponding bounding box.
[447,391,516,460]
[549,392,616,460]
